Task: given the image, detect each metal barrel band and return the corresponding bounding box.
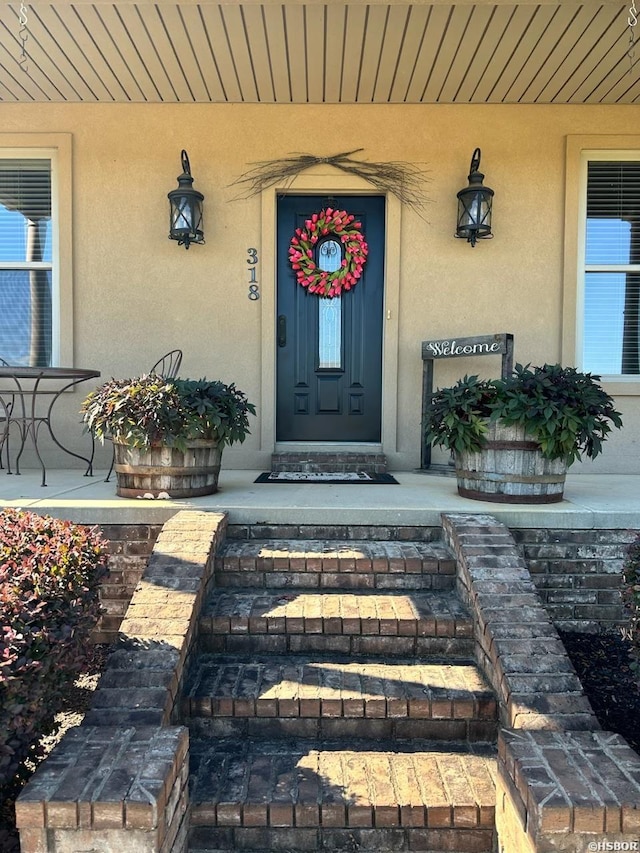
[456,469,565,485]
[482,440,541,451]
[457,486,564,504]
[114,463,220,476]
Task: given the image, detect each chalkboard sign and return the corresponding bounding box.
[421,333,514,468]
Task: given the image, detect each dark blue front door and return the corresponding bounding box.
[276,195,385,442]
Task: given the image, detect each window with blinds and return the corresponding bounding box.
[584,160,640,376]
[0,157,53,367]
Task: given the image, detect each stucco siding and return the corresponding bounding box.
[0,103,638,472]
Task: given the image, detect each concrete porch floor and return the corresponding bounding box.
[0,466,638,529]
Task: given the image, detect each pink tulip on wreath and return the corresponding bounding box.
[288,207,368,299]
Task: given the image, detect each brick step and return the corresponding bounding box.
[182,655,497,742]
[188,739,496,853]
[198,589,474,658]
[271,451,387,474]
[226,524,442,542]
[214,539,456,590]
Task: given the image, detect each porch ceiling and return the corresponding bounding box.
[0,1,637,105]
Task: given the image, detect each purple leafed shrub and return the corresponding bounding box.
[0,509,107,796]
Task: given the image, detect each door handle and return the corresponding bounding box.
[278,315,287,347]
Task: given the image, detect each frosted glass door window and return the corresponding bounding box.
[317,239,342,369]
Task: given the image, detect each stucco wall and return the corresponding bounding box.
[1,103,639,472]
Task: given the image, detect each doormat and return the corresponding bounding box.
[254,471,399,484]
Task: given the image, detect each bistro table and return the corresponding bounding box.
[0,365,100,487]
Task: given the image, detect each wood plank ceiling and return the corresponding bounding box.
[0,1,637,104]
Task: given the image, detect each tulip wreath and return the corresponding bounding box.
[288,207,368,298]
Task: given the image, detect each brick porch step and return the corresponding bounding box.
[271,451,387,474]
[189,739,497,853]
[214,539,456,590]
[198,588,474,658]
[182,655,497,741]
[186,529,498,852]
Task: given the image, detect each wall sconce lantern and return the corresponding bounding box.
[455,148,493,247]
[168,150,204,249]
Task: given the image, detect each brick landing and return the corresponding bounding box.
[189,740,496,853]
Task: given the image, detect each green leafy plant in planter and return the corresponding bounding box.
[81,374,256,498]
[424,363,623,503]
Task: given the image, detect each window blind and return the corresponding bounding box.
[584,161,640,376]
[0,159,52,263]
[0,158,53,366]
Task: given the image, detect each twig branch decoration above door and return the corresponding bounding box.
[230,149,430,217]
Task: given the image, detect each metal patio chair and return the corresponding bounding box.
[149,348,182,379]
[104,349,184,482]
[0,357,14,471]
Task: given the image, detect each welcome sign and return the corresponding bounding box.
[422,334,513,361]
[421,333,514,468]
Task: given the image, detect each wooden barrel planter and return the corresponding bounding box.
[454,421,567,504]
[113,439,221,498]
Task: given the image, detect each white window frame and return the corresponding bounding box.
[564,136,640,396]
[0,133,72,367]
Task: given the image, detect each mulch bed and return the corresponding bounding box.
[559,629,640,753]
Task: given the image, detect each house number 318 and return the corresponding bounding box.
[247,248,260,300]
